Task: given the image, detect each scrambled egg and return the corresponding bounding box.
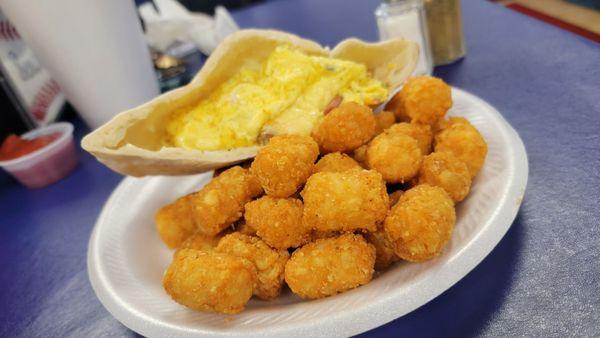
[167,46,388,151]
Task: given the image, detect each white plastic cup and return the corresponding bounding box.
[0,0,160,129]
[0,122,78,188]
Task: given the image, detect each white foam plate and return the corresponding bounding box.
[88,88,528,337]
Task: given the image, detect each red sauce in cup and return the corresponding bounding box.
[0,133,61,161]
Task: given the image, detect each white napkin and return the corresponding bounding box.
[139,0,239,55]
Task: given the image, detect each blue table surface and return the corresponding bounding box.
[1,0,599,337]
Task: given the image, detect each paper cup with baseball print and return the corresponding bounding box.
[0,0,160,129]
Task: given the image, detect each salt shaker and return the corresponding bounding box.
[375,0,433,75]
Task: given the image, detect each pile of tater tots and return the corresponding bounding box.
[156,76,488,314]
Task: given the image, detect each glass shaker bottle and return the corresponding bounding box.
[375,0,433,75]
[424,0,466,65]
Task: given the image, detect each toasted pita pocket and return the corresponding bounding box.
[81,29,418,176]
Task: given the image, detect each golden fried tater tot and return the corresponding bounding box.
[313,152,362,174]
[301,170,389,233]
[388,189,404,208]
[385,122,433,155]
[384,185,456,262]
[284,234,375,299]
[385,91,409,122]
[374,111,396,135]
[365,229,400,270]
[250,135,319,198]
[163,249,256,314]
[213,160,263,198]
[386,76,452,125]
[312,102,376,153]
[353,144,369,168]
[366,132,422,183]
[216,233,289,300]
[434,118,488,177]
[155,194,197,249]
[417,152,471,202]
[189,166,262,236]
[174,232,220,258]
[247,170,264,198]
[244,196,310,249]
[215,162,264,198]
[433,116,470,133]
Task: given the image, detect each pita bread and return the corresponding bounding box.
[81,29,418,176]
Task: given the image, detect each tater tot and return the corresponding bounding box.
[366,132,422,183]
[216,233,289,300]
[247,170,264,198]
[213,161,263,198]
[385,76,452,125]
[384,91,409,122]
[374,111,396,135]
[312,102,376,152]
[155,194,197,249]
[174,232,220,258]
[433,116,470,133]
[417,152,471,202]
[313,152,362,174]
[384,185,456,262]
[434,118,488,177]
[365,229,400,270]
[244,196,310,249]
[385,122,433,155]
[189,166,262,236]
[284,234,375,299]
[250,135,319,198]
[353,144,369,168]
[301,170,389,233]
[163,249,256,314]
